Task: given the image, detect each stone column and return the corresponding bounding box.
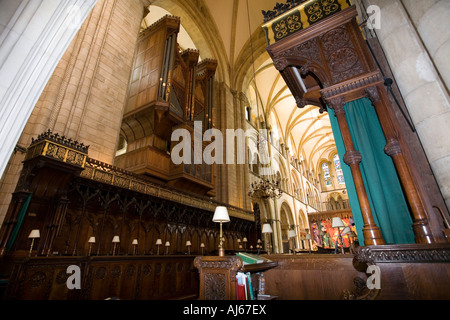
[0,0,98,180]
[0,0,148,227]
[401,0,450,92]
[364,0,450,211]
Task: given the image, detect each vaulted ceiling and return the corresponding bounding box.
[144,0,338,172]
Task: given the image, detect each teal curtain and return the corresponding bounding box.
[328,98,415,244]
[6,193,32,253]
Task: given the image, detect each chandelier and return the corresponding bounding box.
[248,177,282,199]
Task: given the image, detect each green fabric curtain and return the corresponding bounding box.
[6,193,32,253]
[328,97,415,244]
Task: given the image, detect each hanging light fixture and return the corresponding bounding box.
[248,177,282,199]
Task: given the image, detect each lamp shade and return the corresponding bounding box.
[186,241,191,246]
[132,239,138,245]
[342,226,351,235]
[156,239,162,245]
[165,241,170,246]
[262,223,273,233]
[288,230,297,238]
[200,243,205,248]
[112,236,120,243]
[212,206,230,223]
[332,217,345,228]
[88,236,96,243]
[243,237,247,242]
[28,229,40,239]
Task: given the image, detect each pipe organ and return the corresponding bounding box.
[115,15,218,196]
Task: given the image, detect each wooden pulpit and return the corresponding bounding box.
[194,255,242,300]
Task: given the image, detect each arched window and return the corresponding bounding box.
[322,162,332,186]
[333,154,345,185]
[245,106,251,121]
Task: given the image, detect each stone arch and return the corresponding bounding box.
[148,0,229,84]
[279,201,294,253]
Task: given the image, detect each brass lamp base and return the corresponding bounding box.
[218,247,225,257]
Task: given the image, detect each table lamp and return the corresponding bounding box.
[88,236,96,256]
[165,241,170,255]
[112,236,120,256]
[186,240,191,254]
[132,239,138,255]
[28,229,40,256]
[212,206,230,256]
[200,243,205,255]
[156,239,162,255]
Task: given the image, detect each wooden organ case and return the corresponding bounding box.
[115,15,218,197]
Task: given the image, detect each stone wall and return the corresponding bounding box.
[0,0,148,225]
[363,0,450,210]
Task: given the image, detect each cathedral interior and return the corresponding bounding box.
[0,0,449,302]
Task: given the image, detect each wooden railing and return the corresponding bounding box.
[82,158,254,222]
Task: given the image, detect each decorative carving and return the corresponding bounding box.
[354,244,450,264]
[155,263,162,275]
[25,130,88,169]
[204,273,226,300]
[29,271,47,288]
[325,96,345,112]
[262,0,349,25]
[126,265,135,277]
[306,0,340,23]
[263,0,307,23]
[6,256,199,300]
[343,150,362,166]
[365,86,381,103]
[55,270,69,285]
[111,266,122,278]
[321,71,383,101]
[80,158,254,222]
[384,139,402,157]
[30,129,89,154]
[272,38,321,73]
[194,256,243,300]
[273,12,303,41]
[143,264,152,276]
[95,267,106,280]
[342,276,380,300]
[321,26,365,83]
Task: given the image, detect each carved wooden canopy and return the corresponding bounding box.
[263,1,438,245]
[264,4,379,112]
